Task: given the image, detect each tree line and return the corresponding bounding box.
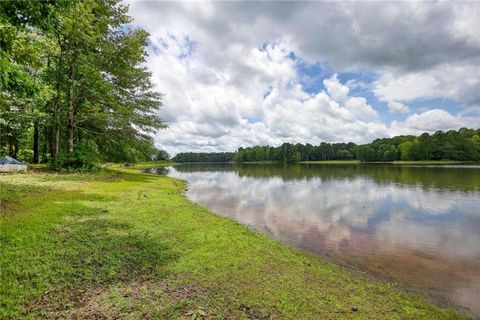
[173,163,480,191]
[355,128,480,161]
[0,0,165,168]
[172,152,235,163]
[172,128,480,163]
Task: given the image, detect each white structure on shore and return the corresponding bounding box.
[0,157,28,172]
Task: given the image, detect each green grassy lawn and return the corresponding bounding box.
[0,168,467,319]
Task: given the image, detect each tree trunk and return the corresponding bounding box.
[51,110,58,163]
[55,123,60,158]
[43,126,49,162]
[8,136,14,157]
[51,55,62,164]
[51,111,60,163]
[49,124,54,160]
[67,63,75,154]
[13,136,18,159]
[33,122,39,163]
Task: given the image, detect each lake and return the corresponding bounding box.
[158,163,480,315]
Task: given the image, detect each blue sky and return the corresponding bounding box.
[271,51,467,125]
[127,1,480,154]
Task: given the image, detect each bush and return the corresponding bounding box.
[53,148,97,172]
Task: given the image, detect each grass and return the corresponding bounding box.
[300,160,361,164]
[300,160,477,165]
[390,160,475,164]
[114,161,174,169]
[0,168,468,319]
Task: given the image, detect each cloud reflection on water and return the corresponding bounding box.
[168,164,480,314]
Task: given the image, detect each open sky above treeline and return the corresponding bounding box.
[126,1,480,155]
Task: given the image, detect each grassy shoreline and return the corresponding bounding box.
[300,160,476,165]
[300,160,361,164]
[169,160,477,165]
[0,168,468,319]
[389,160,476,165]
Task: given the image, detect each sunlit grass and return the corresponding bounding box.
[391,160,475,164]
[300,160,361,164]
[0,169,467,319]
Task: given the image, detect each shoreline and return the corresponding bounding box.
[0,167,469,319]
[169,160,478,165]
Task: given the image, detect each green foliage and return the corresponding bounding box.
[54,147,98,171]
[356,128,480,162]
[0,170,466,319]
[156,149,170,161]
[173,129,480,163]
[0,0,165,167]
[173,152,235,163]
[0,11,54,161]
[232,142,357,163]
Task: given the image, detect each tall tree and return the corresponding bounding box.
[1,0,166,166]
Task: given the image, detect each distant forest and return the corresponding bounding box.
[172,128,480,163]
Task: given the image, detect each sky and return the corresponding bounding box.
[126,1,480,155]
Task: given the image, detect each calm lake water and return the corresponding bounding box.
[160,163,480,315]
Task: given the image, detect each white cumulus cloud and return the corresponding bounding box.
[388,101,410,114]
[125,1,480,153]
[390,109,480,136]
